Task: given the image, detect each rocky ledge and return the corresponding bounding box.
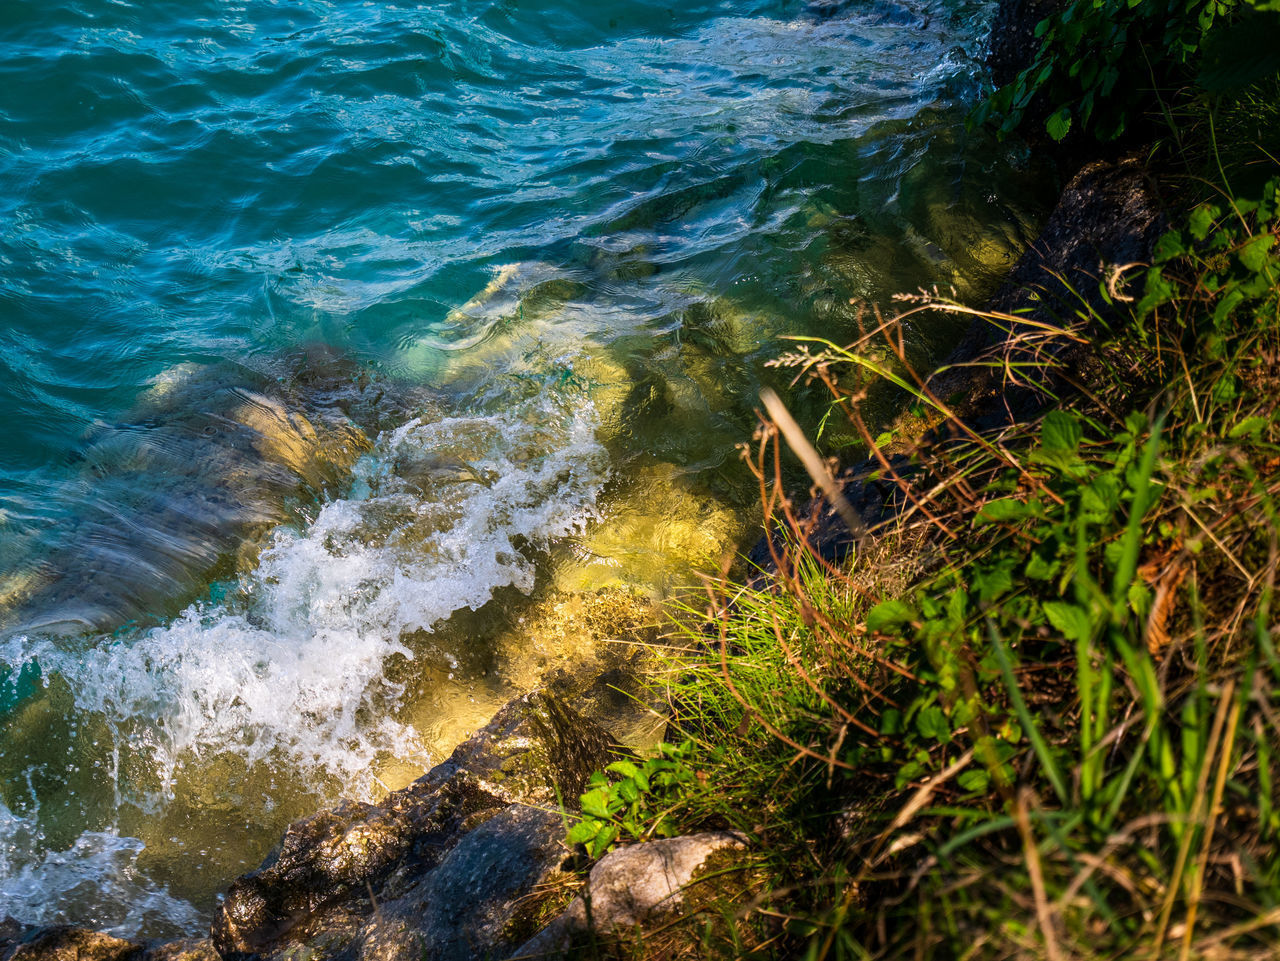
[2,689,747,961]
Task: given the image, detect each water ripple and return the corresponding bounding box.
[0,0,1056,934]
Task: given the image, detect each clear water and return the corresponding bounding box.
[0,0,1050,938]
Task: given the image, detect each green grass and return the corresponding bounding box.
[554,8,1280,958]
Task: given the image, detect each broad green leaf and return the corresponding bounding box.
[1152,230,1186,261]
[880,708,904,735]
[866,599,915,632]
[1043,600,1093,642]
[896,759,925,789]
[567,819,602,846]
[1229,415,1270,439]
[1046,106,1073,140]
[974,497,1037,526]
[1239,233,1278,272]
[580,787,616,819]
[975,562,1015,603]
[1081,474,1121,520]
[1042,410,1083,452]
[606,760,639,779]
[1189,204,1220,241]
[1026,551,1059,581]
[1213,374,1238,404]
[1128,580,1153,617]
[590,823,620,859]
[916,705,951,742]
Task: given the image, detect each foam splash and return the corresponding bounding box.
[0,378,608,932]
[68,382,602,790]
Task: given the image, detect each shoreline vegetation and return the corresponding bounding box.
[548,0,1280,957]
[6,1,1280,960]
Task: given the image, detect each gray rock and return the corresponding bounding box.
[354,806,566,961]
[511,832,746,958]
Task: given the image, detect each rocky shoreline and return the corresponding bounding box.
[1,3,1170,958]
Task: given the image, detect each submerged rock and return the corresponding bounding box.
[0,347,435,638]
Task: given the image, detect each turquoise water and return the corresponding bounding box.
[0,0,1049,937]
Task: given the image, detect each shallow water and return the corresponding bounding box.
[0,0,1051,937]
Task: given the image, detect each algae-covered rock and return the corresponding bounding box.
[0,922,213,961]
[0,926,141,961]
[140,940,219,961]
[421,690,618,808]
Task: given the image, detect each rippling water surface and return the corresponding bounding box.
[0,0,1050,936]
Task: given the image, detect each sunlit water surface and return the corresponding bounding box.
[0,0,1051,937]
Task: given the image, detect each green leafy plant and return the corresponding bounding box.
[565,742,697,859]
[1140,175,1280,341]
[973,0,1245,141]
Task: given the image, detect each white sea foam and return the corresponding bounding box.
[63,381,605,790]
[0,378,608,933]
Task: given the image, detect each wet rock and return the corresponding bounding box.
[0,922,23,956]
[929,153,1164,425]
[211,691,616,961]
[139,941,218,961]
[0,927,141,961]
[419,689,619,808]
[512,832,747,958]
[991,155,1164,317]
[354,807,566,961]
